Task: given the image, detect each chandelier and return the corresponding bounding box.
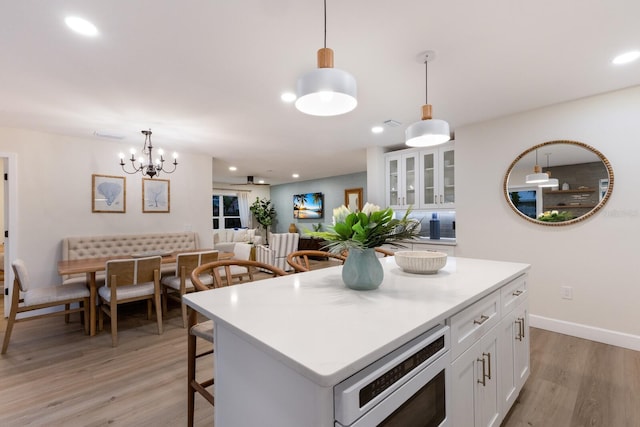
[119,129,178,178]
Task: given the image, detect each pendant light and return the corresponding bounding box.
[525,149,549,184]
[405,51,451,147]
[538,153,559,188]
[295,0,357,116]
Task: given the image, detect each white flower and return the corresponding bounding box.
[551,210,559,215]
[332,205,351,225]
[361,202,381,216]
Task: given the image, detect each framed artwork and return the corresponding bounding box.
[92,174,126,213]
[142,178,170,213]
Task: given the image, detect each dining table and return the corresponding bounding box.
[57,249,233,336]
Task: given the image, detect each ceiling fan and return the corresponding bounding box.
[232,176,270,186]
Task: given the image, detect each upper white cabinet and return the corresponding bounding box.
[385,151,420,209]
[419,142,455,209]
[385,143,455,210]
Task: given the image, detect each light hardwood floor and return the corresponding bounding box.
[1,283,639,426]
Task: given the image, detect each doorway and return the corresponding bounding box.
[1,153,17,317]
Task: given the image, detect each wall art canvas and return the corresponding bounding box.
[92,174,126,213]
[293,192,323,219]
[143,178,170,213]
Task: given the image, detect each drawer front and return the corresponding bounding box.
[449,290,500,361]
[500,274,528,315]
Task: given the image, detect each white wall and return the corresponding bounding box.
[0,127,212,291]
[455,86,640,342]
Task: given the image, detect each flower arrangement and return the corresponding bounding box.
[537,210,574,222]
[305,203,421,254]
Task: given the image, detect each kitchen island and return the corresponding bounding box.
[184,256,530,426]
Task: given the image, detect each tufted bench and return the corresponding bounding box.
[61,232,200,285]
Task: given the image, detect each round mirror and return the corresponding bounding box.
[504,140,614,226]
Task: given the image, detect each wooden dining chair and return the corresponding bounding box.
[186,259,287,427]
[2,259,90,354]
[375,247,395,257]
[97,256,163,347]
[286,250,347,273]
[161,250,219,328]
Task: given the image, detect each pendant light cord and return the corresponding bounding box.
[323,0,327,48]
[425,60,429,104]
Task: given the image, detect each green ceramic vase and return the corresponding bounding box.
[342,247,384,290]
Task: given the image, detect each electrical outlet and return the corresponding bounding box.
[560,285,573,300]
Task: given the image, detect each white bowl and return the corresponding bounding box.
[394,251,448,274]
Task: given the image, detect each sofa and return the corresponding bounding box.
[61,231,200,285]
[213,228,262,253]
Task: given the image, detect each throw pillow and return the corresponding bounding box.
[233,230,248,242]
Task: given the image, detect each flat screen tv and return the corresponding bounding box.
[293,192,324,219]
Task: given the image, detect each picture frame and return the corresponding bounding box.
[142,178,170,213]
[92,174,126,213]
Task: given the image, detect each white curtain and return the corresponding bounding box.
[238,192,252,228]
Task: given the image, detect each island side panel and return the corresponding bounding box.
[215,324,335,427]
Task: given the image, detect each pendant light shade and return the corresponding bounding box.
[538,178,559,188]
[405,105,451,147]
[525,150,549,184]
[405,51,451,147]
[295,48,357,116]
[295,1,357,117]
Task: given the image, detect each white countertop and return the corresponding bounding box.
[183,256,529,387]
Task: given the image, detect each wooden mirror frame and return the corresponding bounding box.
[503,140,614,226]
[344,188,363,212]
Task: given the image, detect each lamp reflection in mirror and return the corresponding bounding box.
[538,153,559,188]
[295,0,357,116]
[405,51,451,147]
[525,149,548,184]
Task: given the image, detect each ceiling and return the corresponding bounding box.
[1,1,639,185]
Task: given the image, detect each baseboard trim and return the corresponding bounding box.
[529,315,640,352]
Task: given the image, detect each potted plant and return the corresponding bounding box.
[250,197,277,246]
[306,203,420,290]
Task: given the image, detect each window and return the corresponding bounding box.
[212,194,241,229]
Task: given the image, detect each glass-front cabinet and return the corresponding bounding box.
[386,143,455,210]
[421,143,455,209]
[385,152,420,209]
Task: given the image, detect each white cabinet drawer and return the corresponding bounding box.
[500,274,527,316]
[449,290,501,361]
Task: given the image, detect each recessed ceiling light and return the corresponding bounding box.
[65,16,98,37]
[612,50,640,65]
[281,92,297,103]
[228,166,237,171]
[371,126,384,134]
[292,173,300,178]
[258,179,265,184]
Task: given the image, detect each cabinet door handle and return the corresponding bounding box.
[515,319,523,341]
[440,195,443,204]
[512,290,523,297]
[484,352,492,380]
[477,356,487,386]
[473,314,489,325]
[434,195,437,204]
[518,316,526,338]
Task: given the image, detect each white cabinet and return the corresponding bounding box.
[451,324,501,427]
[385,143,454,209]
[385,151,420,209]
[419,143,455,209]
[499,296,530,415]
[449,273,529,427]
